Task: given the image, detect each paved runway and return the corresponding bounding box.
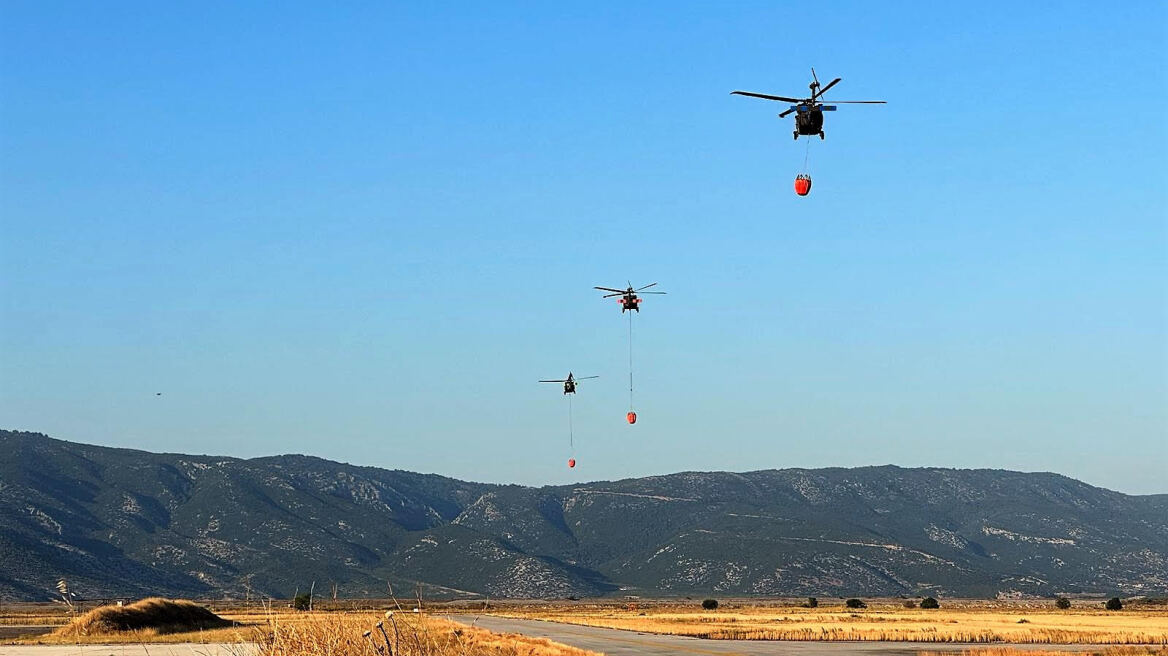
[448,615,1109,656]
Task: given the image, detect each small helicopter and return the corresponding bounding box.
[539,372,598,395]
[595,282,666,312]
[732,68,885,140]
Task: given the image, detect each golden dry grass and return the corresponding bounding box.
[52,597,233,638]
[252,612,599,656]
[915,644,1168,648]
[494,602,1168,644]
[4,601,598,655]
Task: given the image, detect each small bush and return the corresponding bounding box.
[701,598,719,610]
[1055,596,1071,609]
[293,593,312,611]
[805,597,818,608]
[845,598,867,609]
[1105,597,1123,611]
[920,597,940,609]
[903,599,917,608]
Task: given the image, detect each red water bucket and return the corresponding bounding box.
[626,411,637,424]
[794,174,812,196]
[568,458,576,468]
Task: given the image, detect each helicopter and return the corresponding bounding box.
[732,68,885,140]
[595,282,666,312]
[539,372,598,395]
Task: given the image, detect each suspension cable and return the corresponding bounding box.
[628,309,634,411]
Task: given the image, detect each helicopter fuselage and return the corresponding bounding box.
[795,108,825,136]
[619,296,642,312]
[563,381,576,394]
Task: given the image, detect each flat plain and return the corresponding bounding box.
[485,599,1168,644]
[3,599,1166,656]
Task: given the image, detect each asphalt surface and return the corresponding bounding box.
[0,645,254,656]
[448,615,1109,656]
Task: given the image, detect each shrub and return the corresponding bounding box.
[903,599,917,608]
[1055,596,1071,609]
[293,593,313,611]
[701,598,719,610]
[845,598,867,609]
[1105,597,1123,611]
[920,597,940,609]
[805,597,818,608]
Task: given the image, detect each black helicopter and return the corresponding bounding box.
[595,282,666,312]
[732,68,884,140]
[539,372,598,395]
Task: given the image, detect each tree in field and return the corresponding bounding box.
[805,597,818,608]
[1055,597,1071,609]
[701,599,719,610]
[1105,597,1123,611]
[293,593,312,611]
[920,597,940,609]
[845,598,867,609]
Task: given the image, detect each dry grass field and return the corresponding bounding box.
[5,597,1167,654]
[490,599,1168,644]
[915,644,1163,648]
[1,600,599,656]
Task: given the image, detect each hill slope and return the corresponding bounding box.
[1,430,1165,600]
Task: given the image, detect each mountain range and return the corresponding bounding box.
[1,430,1165,601]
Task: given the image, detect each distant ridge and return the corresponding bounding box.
[2,430,1165,601]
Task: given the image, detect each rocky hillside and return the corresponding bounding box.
[2,430,1165,600]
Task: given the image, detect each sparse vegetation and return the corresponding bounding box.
[846,598,868,609]
[1108,598,1125,611]
[1056,597,1072,609]
[921,597,940,609]
[905,599,918,609]
[9,603,601,654]
[701,598,719,610]
[805,597,818,608]
[493,601,1168,644]
[255,613,600,656]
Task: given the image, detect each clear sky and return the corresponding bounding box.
[2,2,1165,494]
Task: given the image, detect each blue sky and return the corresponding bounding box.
[2,2,1165,494]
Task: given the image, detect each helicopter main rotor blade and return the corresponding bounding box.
[828,100,886,104]
[731,91,804,103]
[539,379,568,383]
[636,283,659,291]
[779,107,797,118]
[814,77,842,98]
[595,286,626,293]
[640,291,667,294]
[576,376,599,380]
[601,292,624,298]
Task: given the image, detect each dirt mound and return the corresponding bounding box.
[55,597,233,635]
